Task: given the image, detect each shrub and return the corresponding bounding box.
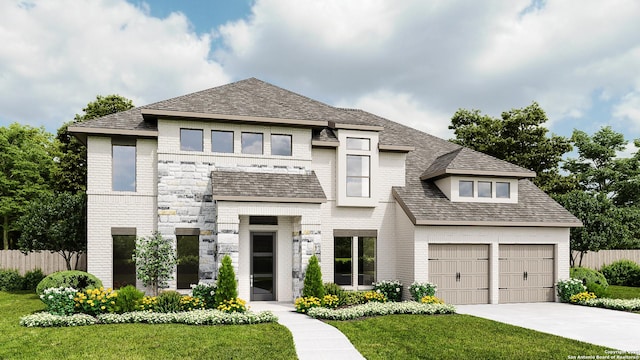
[578,298,640,312]
[294,296,322,313]
[215,255,238,305]
[216,298,247,313]
[343,291,368,305]
[362,290,386,303]
[323,282,346,305]
[138,295,157,311]
[155,291,183,313]
[40,287,77,315]
[191,282,217,309]
[570,292,596,304]
[36,270,102,296]
[114,285,144,313]
[409,281,437,301]
[303,255,324,298]
[179,295,205,311]
[570,267,609,296]
[23,269,45,291]
[373,280,403,302]
[600,260,640,286]
[556,278,586,303]
[20,312,97,327]
[0,269,24,291]
[421,295,445,304]
[74,287,117,315]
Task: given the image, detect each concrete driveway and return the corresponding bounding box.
[457,302,640,352]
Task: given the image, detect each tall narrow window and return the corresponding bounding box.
[211,130,234,153]
[346,155,370,197]
[334,233,376,288]
[112,144,136,191]
[334,237,352,285]
[112,228,136,289]
[177,234,199,289]
[358,237,376,286]
[271,134,292,156]
[241,132,263,154]
[180,129,203,151]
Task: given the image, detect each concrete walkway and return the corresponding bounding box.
[249,302,365,360]
[457,302,640,352]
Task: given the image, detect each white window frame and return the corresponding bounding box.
[439,176,518,203]
[336,130,379,207]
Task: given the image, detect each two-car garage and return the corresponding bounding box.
[428,244,555,305]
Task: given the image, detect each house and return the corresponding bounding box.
[69,78,581,304]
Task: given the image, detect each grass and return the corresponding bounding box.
[606,285,640,299]
[0,291,297,360]
[329,314,611,360]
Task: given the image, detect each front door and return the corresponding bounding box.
[251,232,275,301]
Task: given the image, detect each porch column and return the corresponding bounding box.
[292,215,322,299]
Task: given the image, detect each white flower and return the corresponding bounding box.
[396,288,400,292]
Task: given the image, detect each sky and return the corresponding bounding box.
[1,0,639,151]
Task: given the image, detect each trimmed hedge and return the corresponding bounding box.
[0,269,24,291]
[36,271,102,296]
[600,260,640,287]
[570,267,609,297]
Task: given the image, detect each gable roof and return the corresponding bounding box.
[70,77,580,227]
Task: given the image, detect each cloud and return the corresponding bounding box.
[0,0,230,131]
[613,91,640,129]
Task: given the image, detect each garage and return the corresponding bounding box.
[428,244,489,305]
[499,244,554,303]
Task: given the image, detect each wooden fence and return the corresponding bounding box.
[573,250,640,270]
[0,250,86,275]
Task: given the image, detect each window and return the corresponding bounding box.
[112,144,136,191]
[241,132,263,154]
[346,138,370,150]
[181,129,203,151]
[347,155,370,197]
[478,181,492,198]
[271,134,292,156]
[177,234,199,289]
[211,130,233,153]
[496,182,510,198]
[112,228,136,289]
[334,234,376,287]
[459,180,473,197]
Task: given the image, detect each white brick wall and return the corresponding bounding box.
[394,203,416,299]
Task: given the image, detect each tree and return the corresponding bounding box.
[0,123,57,249]
[16,192,86,270]
[302,255,324,298]
[215,255,238,305]
[55,95,134,193]
[449,102,573,193]
[133,232,177,296]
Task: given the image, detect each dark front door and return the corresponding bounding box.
[251,232,275,301]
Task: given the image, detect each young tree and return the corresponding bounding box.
[16,193,86,270]
[133,232,177,296]
[303,255,325,298]
[215,255,238,304]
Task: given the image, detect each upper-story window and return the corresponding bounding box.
[112,143,136,192]
[347,155,370,197]
[211,130,234,153]
[478,181,492,198]
[241,132,263,154]
[180,129,203,151]
[459,180,473,197]
[347,138,370,151]
[496,182,511,198]
[271,134,292,156]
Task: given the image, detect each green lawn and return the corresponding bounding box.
[329,314,611,360]
[607,285,640,299]
[0,291,297,360]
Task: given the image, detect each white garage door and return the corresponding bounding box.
[428,244,489,305]
[499,244,554,303]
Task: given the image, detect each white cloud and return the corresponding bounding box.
[0,0,230,130]
[613,91,640,128]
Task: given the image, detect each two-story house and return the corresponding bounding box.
[69,78,581,304]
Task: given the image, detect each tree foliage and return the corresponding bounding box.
[133,232,177,296]
[449,102,573,193]
[17,192,87,270]
[0,123,58,249]
[303,255,325,298]
[215,255,238,305]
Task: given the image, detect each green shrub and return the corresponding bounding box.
[179,295,205,311]
[600,260,640,286]
[191,282,217,309]
[155,291,183,313]
[373,280,403,302]
[0,269,24,291]
[570,267,609,295]
[557,278,586,303]
[409,281,437,301]
[114,285,144,313]
[41,287,77,315]
[303,255,324,298]
[344,291,368,305]
[36,270,102,296]
[324,282,346,305]
[214,255,238,306]
[23,269,45,291]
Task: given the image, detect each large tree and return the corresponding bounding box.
[17,192,86,270]
[0,124,57,249]
[449,102,573,193]
[56,95,134,193]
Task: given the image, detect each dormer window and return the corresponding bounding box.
[436,176,518,203]
[459,180,473,197]
[496,182,510,199]
[478,181,492,198]
[336,130,379,207]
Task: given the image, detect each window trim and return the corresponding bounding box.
[211,130,234,153]
[270,133,292,156]
[180,128,204,152]
[241,132,264,155]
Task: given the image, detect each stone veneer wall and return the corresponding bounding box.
[292,220,322,298]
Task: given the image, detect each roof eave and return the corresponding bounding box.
[414,219,583,227]
[379,144,415,152]
[420,168,536,181]
[212,195,327,204]
[68,126,159,138]
[141,109,328,128]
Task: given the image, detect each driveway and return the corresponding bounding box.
[457,302,640,352]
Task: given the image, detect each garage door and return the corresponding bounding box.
[428,244,489,305]
[499,244,554,303]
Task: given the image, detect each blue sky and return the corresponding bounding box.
[1,0,639,153]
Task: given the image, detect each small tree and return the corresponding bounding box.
[133,232,176,296]
[214,255,238,305]
[303,255,324,298]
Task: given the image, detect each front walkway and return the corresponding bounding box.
[457,302,640,352]
[249,302,365,360]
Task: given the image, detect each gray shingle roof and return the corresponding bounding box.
[211,169,326,203]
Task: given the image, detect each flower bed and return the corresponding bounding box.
[21,309,278,327]
[306,301,456,320]
[576,298,640,312]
